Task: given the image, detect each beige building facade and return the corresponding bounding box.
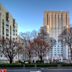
[44,11,70,38]
[0,4,18,41]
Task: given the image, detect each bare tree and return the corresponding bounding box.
[25,41,33,63]
[38,26,56,61]
[39,26,56,50]
[19,29,56,62]
[30,37,50,62]
[19,31,38,62]
[0,38,20,64]
[17,37,25,61]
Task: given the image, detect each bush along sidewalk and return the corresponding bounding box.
[61,63,72,67]
[23,63,72,68]
[0,63,23,68]
[0,63,72,68]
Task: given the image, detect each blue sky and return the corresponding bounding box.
[0,0,72,33]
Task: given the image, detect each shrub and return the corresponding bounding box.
[15,60,23,64]
[36,60,44,63]
[61,63,72,67]
[25,64,35,67]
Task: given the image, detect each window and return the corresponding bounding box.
[6,12,9,22]
[16,34,17,36]
[2,36,4,40]
[2,19,4,25]
[0,55,2,57]
[13,19,15,28]
[16,38,17,40]
[54,54,56,56]
[16,30,17,32]
[13,38,15,40]
[54,49,56,51]
[10,26,11,35]
[6,29,9,32]
[58,45,60,47]
[13,29,15,32]
[6,37,9,40]
[2,19,4,35]
[6,34,9,36]
[47,14,48,25]
[0,45,1,47]
[13,33,15,35]
[6,24,9,27]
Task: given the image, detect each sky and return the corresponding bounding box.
[0,0,72,33]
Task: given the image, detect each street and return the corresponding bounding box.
[7,68,72,72]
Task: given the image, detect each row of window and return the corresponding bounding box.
[54,49,63,51]
[54,52,63,54]
[54,51,63,54]
[54,45,63,47]
[3,12,17,29]
[2,32,17,36]
[3,24,17,32]
[54,54,63,56]
[6,12,15,26]
[2,19,17,36]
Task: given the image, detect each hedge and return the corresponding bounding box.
[24,63,58,67]
[61,63,72,67]
[36,63,58,67]
[0,63,72,68]
[0,63,23,68]
[24,64,35,67]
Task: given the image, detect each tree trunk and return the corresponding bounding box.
[9,57,13,64]
[29,55,31,63]
[39,55,43,62]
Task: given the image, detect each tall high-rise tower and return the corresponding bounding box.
[44,11,70,39]
[44,11,70,61]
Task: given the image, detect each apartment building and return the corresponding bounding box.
[0,4,18,63]
[44,11,71,62]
